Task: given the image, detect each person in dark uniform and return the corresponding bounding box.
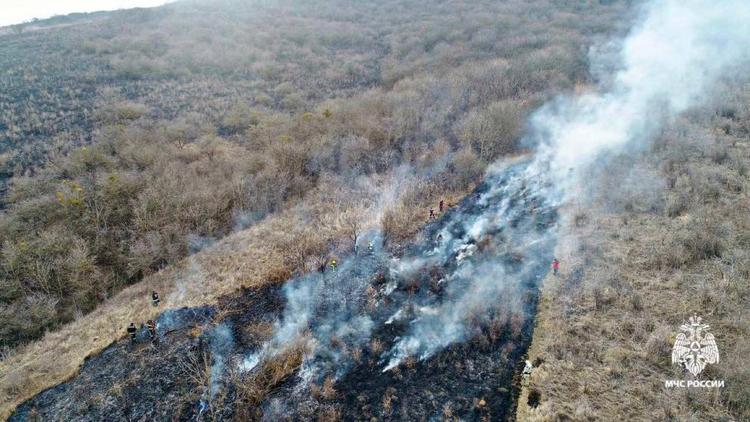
[127,322,137,342]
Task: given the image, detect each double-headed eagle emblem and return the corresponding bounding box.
[671,316,719,376]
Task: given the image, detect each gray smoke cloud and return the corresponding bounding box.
[241,233,389,381]
[208,323,234,398]
[248,160,555,378]
[383,165,555,370]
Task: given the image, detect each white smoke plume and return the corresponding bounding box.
[242,236,388,381]
[207,323,234,398]
[383,168,555,370]
[168,258,204,304]
[530,0,750,192]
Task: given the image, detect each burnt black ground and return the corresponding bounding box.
[333,263,544,422]
[260,163,556,421]
[10,286,283,422]
[266,280,542,422]
[11,162,556,421]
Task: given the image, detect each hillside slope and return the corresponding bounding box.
[0,166,471,419]
[518,84,750,420]
[8,159,552,420]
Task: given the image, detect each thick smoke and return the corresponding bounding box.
[168,258,204,304]
[244,234,389,381]
[530,0,750,192]
[244,159,555,380]
[207,323,234,397]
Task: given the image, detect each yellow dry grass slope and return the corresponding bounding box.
[518,124,750,420]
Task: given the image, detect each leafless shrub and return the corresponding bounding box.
[593,286,616,311]
[630,293,643,312]
[682,222,725,262]
[370,339,384,356]
[666,192,690,217]
[176,346,211,390]
[241,322,274,345]
[456,100,524,162]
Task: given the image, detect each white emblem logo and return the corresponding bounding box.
[671,316,719,376]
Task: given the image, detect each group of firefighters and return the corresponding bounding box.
[320,200,450,274]
[428,199,446,220]
[126,290,161,344]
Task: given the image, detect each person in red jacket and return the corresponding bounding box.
[552,258,560,275]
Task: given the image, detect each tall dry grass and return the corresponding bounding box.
[517,104,750,420]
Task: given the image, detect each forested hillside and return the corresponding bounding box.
[0,0,630,351]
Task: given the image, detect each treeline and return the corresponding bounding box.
[0,0,629,349]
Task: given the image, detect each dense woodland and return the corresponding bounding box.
[0,0,631,349]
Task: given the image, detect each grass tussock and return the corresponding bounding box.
[233,346,304,420]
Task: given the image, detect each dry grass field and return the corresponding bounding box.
[518,93,750,421]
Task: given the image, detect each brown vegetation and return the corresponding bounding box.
[0,158,480,419]
[517,83,750,421]
[233,346,304,420]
